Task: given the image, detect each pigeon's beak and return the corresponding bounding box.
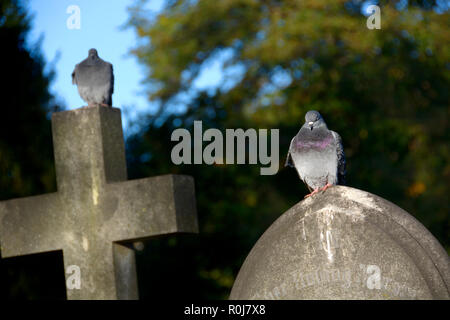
[308,121,314,130]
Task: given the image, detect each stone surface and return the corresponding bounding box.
[230,186,449,300]
[0,106,198,300]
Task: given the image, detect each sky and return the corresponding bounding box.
[27,0,228,135]
[27,0,165,135]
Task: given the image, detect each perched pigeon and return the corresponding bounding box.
[285,110,346,198]
[72,48,114,107]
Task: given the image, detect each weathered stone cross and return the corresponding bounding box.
[0,107,198,299]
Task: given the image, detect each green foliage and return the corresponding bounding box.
[0,0,58,200]
[127,0,449,299]
[0,0,62,299]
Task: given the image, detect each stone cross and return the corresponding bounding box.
[230,186,450,300]
[0,107,198,299]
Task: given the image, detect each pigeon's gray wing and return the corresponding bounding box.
[71,64,78,85]
[109,63,114,94]
[106,62,114,105]
[285,137,295,168]
[331,130,346,185]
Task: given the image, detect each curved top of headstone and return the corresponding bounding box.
[230,186,449,300]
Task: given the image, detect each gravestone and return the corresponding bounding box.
[230,186,450,300]
[0,106,198,299]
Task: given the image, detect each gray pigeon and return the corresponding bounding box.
[285,110,346,198]
[72,48,114,107]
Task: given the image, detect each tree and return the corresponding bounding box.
[126,0,449,299]
[0,0,64,299]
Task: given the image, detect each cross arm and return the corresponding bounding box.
[0,193,63,257]
[101,174,198,243]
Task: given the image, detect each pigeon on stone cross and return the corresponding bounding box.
[72,48,114,107]
[285,110,346,198]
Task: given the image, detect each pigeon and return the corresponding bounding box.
[72,48,114,107]
[285,110,346,198]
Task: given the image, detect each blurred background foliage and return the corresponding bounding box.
[0,0,64,299]
[126,0,449,299]
[0,0,448,299]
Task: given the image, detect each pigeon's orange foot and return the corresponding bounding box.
[320,183,333,192]
[304,188,320,198]
[100,103,110,107]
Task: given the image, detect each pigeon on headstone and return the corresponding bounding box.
[72,48,114,107]
[285,110,346,198]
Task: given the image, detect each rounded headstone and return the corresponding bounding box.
[230,186,450,300]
